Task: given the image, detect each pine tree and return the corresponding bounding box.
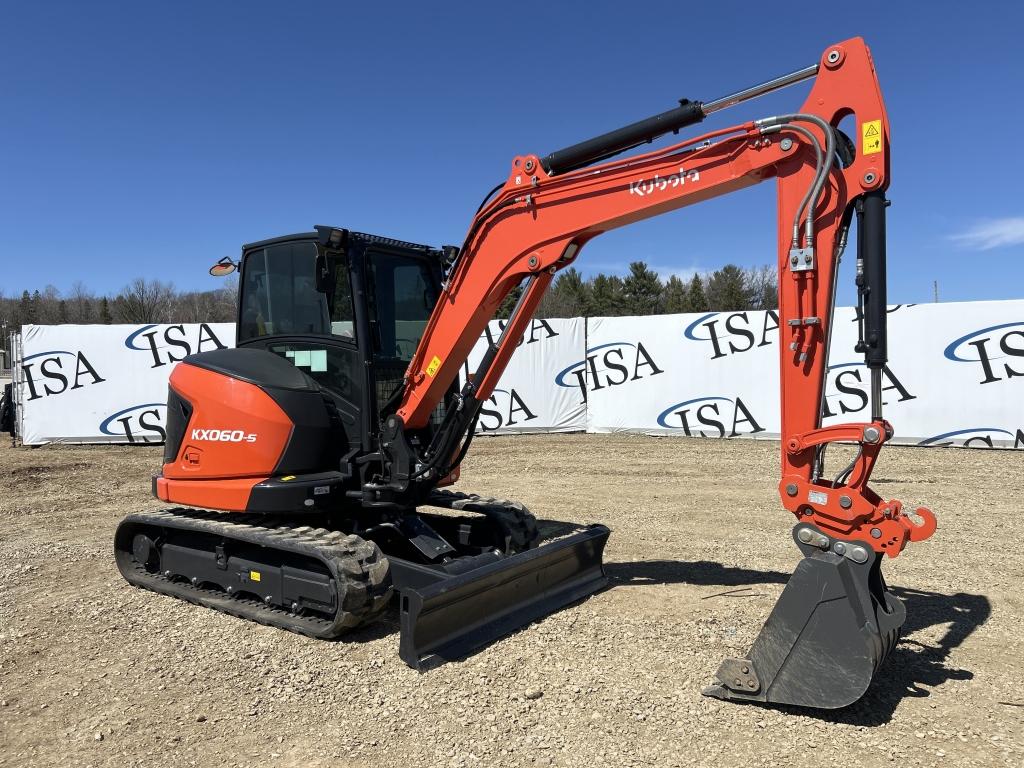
[19,290,35,324]
[590,274,626,316]
[687,274,709,312]
[99,297,113,324]
[706,264,753,311]
[551,268,591,317]
[622,261,663,315]
[662,275,690,313]
[496,284,523,319]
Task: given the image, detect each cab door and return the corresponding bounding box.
[236,237,366,456]
[362,246,446,428]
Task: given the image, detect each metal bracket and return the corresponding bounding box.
[789,247,815,272]
[397,516,458,561]
[714,658,761,694]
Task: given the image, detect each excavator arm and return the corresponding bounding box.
[373,37,936,708]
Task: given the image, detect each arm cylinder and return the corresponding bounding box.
[857,192,888,370]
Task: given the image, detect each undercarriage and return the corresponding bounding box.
[115,491,610,668]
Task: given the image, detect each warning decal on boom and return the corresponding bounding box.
[862,120,882,155]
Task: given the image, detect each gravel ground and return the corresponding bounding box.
[0,434,1022,768]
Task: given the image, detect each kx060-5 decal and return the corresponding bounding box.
[190,428,257,443]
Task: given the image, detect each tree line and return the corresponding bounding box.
[1,261,774,330]
[0,262,775,366]
[0,278,238,330]
[506,262,778,319]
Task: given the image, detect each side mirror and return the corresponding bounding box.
[209,257,237,277]
[441,245,460,277]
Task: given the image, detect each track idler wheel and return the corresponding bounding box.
[703,523,905,709]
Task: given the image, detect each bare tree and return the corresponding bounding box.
[114,278,177,323]
[66,280,97,323]
[36,285,63,324]
[744,265,779,311]
[174,290,219,323]
[214,275,238,321]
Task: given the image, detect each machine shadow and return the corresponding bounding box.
[603,558,991,725]
[833,587,992,726]
[605,559,789,588]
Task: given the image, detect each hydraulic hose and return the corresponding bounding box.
[757,113,836,248]
[761,122,823,248]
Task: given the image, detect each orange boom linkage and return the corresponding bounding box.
[372,37,935,706]
[395,38,935,555]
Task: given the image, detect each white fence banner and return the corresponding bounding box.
[19,323,235,445]
[13,300,1023,448]
[585,300,1024,448]
[466,318,586,434]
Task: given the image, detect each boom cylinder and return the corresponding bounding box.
[540,101,705,175]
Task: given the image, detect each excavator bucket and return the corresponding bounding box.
[703,523,905,709]
[396,524,610,668]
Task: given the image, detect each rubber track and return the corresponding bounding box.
[426,489,541,553]
[115,507,393,639]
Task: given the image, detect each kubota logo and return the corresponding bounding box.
[191,428,257,443]
[629,167,700,197]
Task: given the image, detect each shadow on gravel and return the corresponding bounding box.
[603,559,991,725]
[605,559,789,588]
[832,587,992,726]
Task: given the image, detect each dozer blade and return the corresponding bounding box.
[397,524,610,668]
[703,523,905,709]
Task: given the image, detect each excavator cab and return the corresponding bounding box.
[234,227,450,468]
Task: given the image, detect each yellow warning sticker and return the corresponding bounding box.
[425,355,442,378]
[249,570,261,583]
[862,120,882,155]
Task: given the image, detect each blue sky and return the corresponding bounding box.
[1,1,1021,306]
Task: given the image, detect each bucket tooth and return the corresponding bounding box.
[703,524,905,709]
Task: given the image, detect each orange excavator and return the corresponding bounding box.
[115,37,936,709]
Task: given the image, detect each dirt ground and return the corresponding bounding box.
[0,434,1021,768]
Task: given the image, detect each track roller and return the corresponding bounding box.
[114,508,393,638]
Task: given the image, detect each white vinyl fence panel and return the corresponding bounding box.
[13,300,1024,448]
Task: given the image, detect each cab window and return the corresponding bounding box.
[239,241,356,342]
[366,251,438,363]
